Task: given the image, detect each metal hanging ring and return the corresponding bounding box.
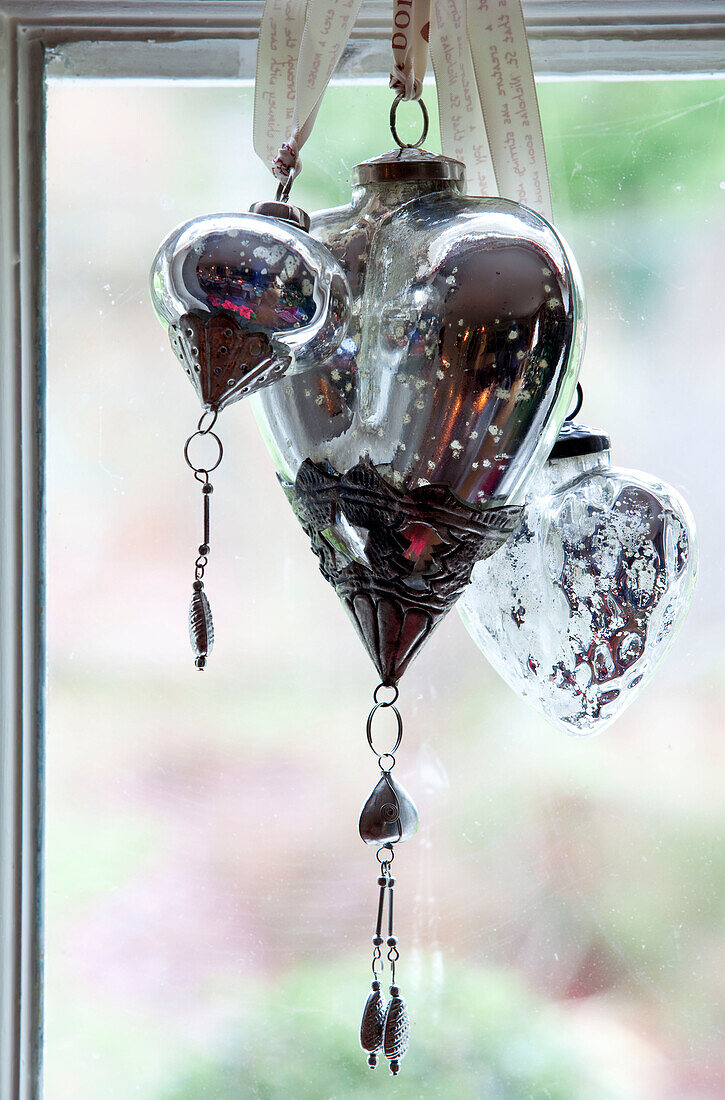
[565,382,584,422]
[366,702,403,758]
[197,408,218,434]
[373,683,399,707]
[184,429,223,474]
[275,166,296,203]
[390,92,429,150]
[376,844,395,866]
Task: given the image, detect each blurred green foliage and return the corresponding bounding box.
[161,961,591,1100]
[541,79,725,213]
[286,79,725,215]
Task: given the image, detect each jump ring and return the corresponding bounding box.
[184,429,223,474]
[373,683,399,707]
[275,166,297,202]
[377,753,397,773]
[376,844,395,865]
[197,408,218,434]
[366,702,403,758]
[390,92,429,150]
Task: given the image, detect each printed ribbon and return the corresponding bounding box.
[253,0,364,186]
[389,0,432,101]
[252,0,552,221]
[428,0,551,217]
[442,0,551,217]
[429,0,497,195]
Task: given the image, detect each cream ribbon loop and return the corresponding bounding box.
[253,0,553,221]
[254,0,365,186]
[389,0,432,101]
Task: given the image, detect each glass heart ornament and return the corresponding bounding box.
[251,161,586,685]
[458,421,698,734]
[150,201,351,671]
[150,202,351,411]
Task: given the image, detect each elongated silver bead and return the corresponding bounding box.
[360,982,385,1057]
[189,580,214,668]
[383,987,409,1073]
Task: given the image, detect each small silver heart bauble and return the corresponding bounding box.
[150,210,350,410]
[459,423,698,734]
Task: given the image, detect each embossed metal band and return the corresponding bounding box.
[284,457,520,684]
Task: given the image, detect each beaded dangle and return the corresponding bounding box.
[184,410,223,669]
[358,684,419,1074]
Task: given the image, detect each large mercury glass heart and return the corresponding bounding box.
[458,437,698,734]
[250,190,585,684]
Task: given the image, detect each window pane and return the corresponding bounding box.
[45,75,724,1098]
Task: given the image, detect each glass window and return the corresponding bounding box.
[44,73,724,1097]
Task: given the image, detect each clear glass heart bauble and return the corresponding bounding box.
[150,209,351,410]
[458,424,698,734]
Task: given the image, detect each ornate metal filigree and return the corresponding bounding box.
[168,311,291,411]
[284,457,520,685]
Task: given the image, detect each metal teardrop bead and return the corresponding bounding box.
[358,773,419,845]
[360,985,385,1054]
[383,991,410,1070]
[189,582,214,667]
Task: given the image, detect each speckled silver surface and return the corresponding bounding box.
[252,191,584,509]
[459,448,698,734]
[150,211,350,401]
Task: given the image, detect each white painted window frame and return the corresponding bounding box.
[1,2,723,1096]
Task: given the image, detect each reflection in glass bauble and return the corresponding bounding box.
[251,150,466,476]
[150,211,350,410]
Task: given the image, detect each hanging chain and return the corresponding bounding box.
[372,848,393,983]
[366,683,403,780]
[358,683,413,1075]
[184,409,222,669]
